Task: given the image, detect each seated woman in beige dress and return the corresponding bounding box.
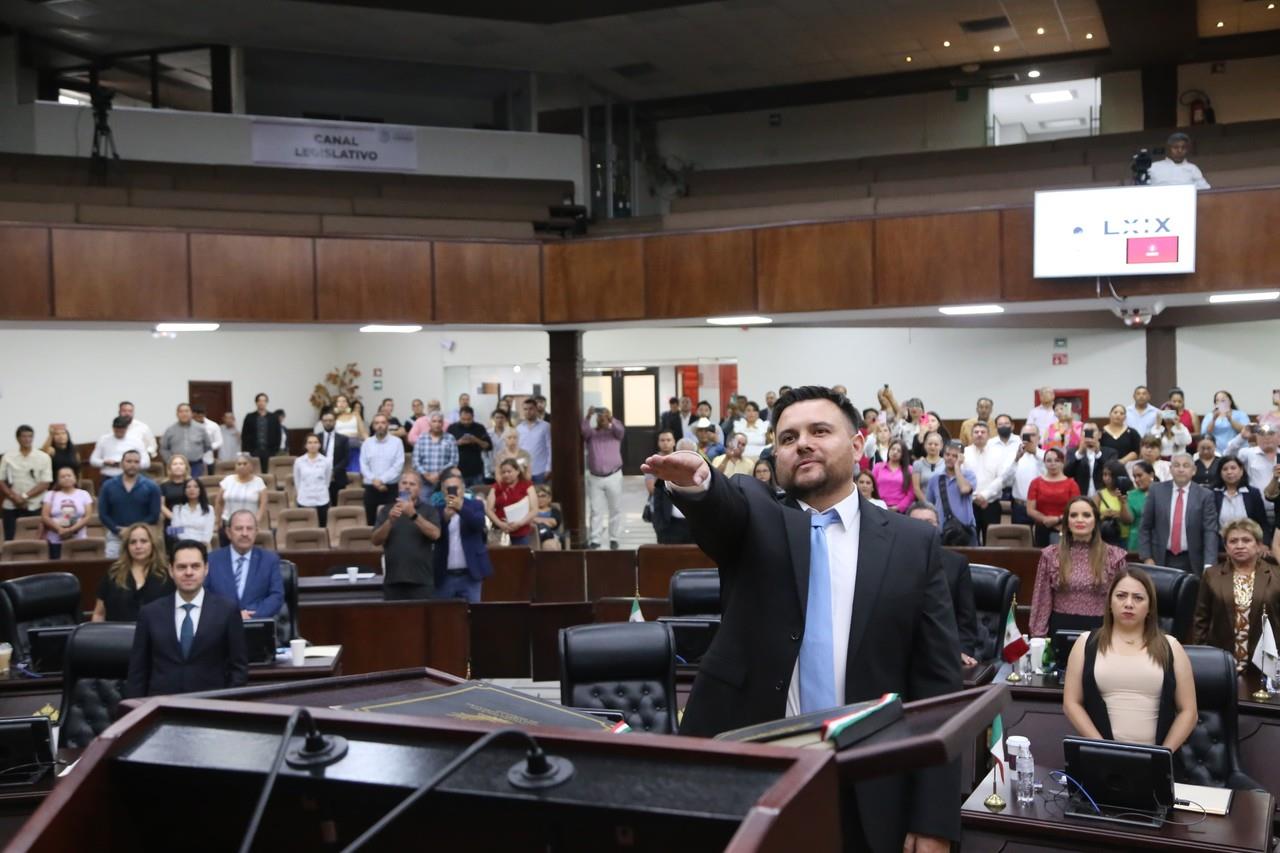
[1062,567,1198,750]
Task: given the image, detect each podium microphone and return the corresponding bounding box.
[286,709,349,769]
[507,742,575,790]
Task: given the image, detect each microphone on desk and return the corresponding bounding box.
[285,709,349,770]
[507,739,575,790]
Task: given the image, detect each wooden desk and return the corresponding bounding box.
[183,666,466,709]
[962,765,1274,852]
[533,550,586,602]
[297,574,384,603]
[281,549,383,577]
[636,544,716,598]
[298,600,468,677]
[483,546,534,601]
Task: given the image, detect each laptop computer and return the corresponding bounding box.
[243,619,278,666]
[26,626,75,676]
[1062,736,1175,827]
[0,717,54,787]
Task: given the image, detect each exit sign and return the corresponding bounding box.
[1052,353,1069,366]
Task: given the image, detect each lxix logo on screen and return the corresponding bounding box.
[1102,217,1173,235]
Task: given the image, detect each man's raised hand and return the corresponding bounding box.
[640,450,709,488]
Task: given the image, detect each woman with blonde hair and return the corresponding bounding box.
[1030,496,1128,636]
[91,522,172,622]
[159,454,192,521]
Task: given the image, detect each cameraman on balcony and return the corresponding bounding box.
[1147,132,1211,190]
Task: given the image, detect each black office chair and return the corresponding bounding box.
[1176,645,1263,790]
[1136,563,1199,644]
[57,622,136,749]
[276,559,298,646]
[559,622,678,734]
[668,569,721,616]
[969,564,1019,662]
[0,573,81,663]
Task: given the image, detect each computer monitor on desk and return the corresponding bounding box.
[1051,628,1085,674]
[1062,737,1175,827]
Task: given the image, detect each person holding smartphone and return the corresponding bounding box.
[1201,390,1248,453]
[371,471,441,601]
[1262,389,1280,432]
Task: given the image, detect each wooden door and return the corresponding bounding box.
[188,381,233,422]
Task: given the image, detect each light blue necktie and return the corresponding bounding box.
[800,509,841,713]
[179,603,195,659]
[234,555,247,601]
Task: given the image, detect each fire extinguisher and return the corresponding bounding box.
[1179,90,1216,125]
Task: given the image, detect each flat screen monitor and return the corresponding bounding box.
[1034,184,1197,278]
[1051,628,1085,672]
[1063,736,1174,816]
[0,716,54,787]
[26,626,75,675]
[243,619,278,665]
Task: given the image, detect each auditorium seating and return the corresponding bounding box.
[57,621,135,749]
[12,517,43,541]
[0,572,80,662]
[62,538,106,561]
[559,621,679,734]
[1177,645,1264,790]
[282,527,329,551]
[274,508,319,542]
[1,540,49,562]
[986,524,1033,548]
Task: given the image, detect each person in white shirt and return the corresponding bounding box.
[1125,385,1159,437]
[964,421,1014,543]
[1001,424,1046,526]
[170,477,217,548]
[90,417,150,479]
[293,433,334,527]
[191,405,222,471]
[1025,386,1057,440]
[1147,133,1210,190]
[1226,424,1279,524]
[732,401,770,457]
[1150,409,1192,459]
[218,412,241,463]
[118,401,157,458]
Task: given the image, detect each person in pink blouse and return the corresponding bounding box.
[872,439,914,512]
[1030,496,1129,636]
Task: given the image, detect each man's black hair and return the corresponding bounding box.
[15,424,33,438]
[172,539,208,563]
[458,406,474,416]
[771,386,863,432]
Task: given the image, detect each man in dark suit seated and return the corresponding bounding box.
[432,469,493,603]
[644,386,961,853]
[907,502,980,665]
[125,539,248,697]
[206,510,284,622]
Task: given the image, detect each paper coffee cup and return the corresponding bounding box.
[290,639,306,666]
[346,566,359,583]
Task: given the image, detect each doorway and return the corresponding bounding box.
[583,368,659,474]
[188,381,233,422]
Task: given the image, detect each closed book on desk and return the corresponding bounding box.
[333,680,614,732]
[713,693,903,750]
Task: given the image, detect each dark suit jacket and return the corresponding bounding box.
[1138,480,1220,569]
[206,546,284,618]
[940,549,979,658]
[125,591,248,697]
[1193,561,1280,660]
[1213,487,1272,540]
[1064,445,1119,494]
[319,429,350,488]
[432,498,494,585]
[240,411,282,456]
[659,410,685,440]
[672,470,962,848]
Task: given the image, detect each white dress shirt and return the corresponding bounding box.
[197,417,222,465]
[1234,446,1278,511]
[965,441,1012,502]
[1025,406,1057,440]
[293,453,333,508]
[445,513,467,569]
[89,433,150,478]
[1002,448,1046,500]
[1217,490,1247,529]
[126,419,158,456]
[1076,448,1100,497]
[1148,157,1210,190]
[1125,404,1159,436]
[174,588,206,640]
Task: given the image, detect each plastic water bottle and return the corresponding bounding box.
[1008,736,1035,805]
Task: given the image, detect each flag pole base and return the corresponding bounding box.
[1252,689,1271,702]
[1005,671,1022,682]
[984,792,1007,811]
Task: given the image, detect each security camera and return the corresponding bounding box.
[1110,299,1165,328]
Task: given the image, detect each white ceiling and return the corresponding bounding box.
[989,75,1099,140]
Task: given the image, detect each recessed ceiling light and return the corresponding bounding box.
[1036,27,1045,35]
[992,44,1001,52]
[943,40,951,47]
[905,55,913,62]
[1040,117,1087,129]
[1269,3,1276,10]
[154,322,219,332]
[359,324,423,333]
[1028,89,1075,104]
[1207,291,1280,304]
[1085,32,1093,39]
[939,304,1005,316]
[1027,69,1041,78]
[706,315,773,326]
[1216,20,1224,28]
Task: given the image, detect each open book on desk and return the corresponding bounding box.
[332,680,617,732]
[712,693,902,750]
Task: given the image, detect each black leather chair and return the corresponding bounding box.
[1176,645,1263,790]
[969,564,1019,662]
[57,622,135,749]
[276,559,298,645]
[559,622,678,734]
[0,573,81,663]
[1136,563,1199,643]
[669,569,721,616]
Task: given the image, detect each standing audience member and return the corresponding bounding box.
[316,410,350,506]
[713,433,756,477]
[90,417,149,479]
[856,471,887,510]
[733,402,769,456]
[42,425,80,477]
[1139,453,1219,574]
[97,450,161,559]
[964,422,1009,543]
[1095,461,1133,547]
[293,434,333,528]
[1228,424,1279,524]
[1026,386,1058,439]
[361,414,406,526]
[118,401,157,459]
[494,430,533,480]
[1202,390,1248,453]
[1165,387,1197,435]
[1030,496,1128,636]
[1043,398,1082,452]
[649,434,694,545]
[1192,519,1280,671]
[215,454,268,544]
[927,441,978,545]
[169,478,216,551]
[274,410,290,454]
[40,467,92,559]
[863,422,893,466]
[486,408,517,480]
[92,523,171,621]
[1131,436,1171,482]
[372,471,441,601]
[912,413,950,459]
[517,398,552,484]
[1127,462,1156,552]
[412,413,459,496]
[1002,424,1046,525]
[125,540,248,698]
[872,439,914,513]
[207,510,284,622]
[1,425,52,541]
[160,403,212,476]
[240,393,281,477]
[404,399,426,431]
[582,406,626,550]
[1065,423,1118,498]
[433,470,493,603]
[446,393,471,425]
[446,407,490,487]
[158,455,193,523]
[659,397,685,441]
[190,405,221,473]
[329,394,366,474]
[958,397,994,446]
[487,459,538,546]
[1193,437,1222,486]
[218,412,241,463]
[1099,404,1142,463]
[1151,408,1192,460]
[1026,447,1080,547]
[911,431,945,504]
[1125,386,1159,437]
[907,503,980,664]
[1212,456,1270,536]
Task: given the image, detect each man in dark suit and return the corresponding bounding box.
[1064,423,1118,496]
[317,409,351,505]
[125,539,248,697]
[907,503,980,665]
[658,397,685,444]
[1140,452,1220,574]
[206,510,285,621]
[432,469,493,603]
[240,392,282,477]
[644,386,960,853]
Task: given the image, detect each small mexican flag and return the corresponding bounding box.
[989,714,1007,783]
[1001,606,1029,663]
[629,597,645,623]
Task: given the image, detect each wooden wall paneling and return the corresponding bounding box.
[529,602,594,680]
[533,550,587,602]
[0,227,52,319]
[468,602,531,678]
[594,597,671,623]
[297,600,468,676]
[315,237,432,323]
[51,228,189,321]
[585,550,636,601]
[636,544,717,599]
[543,237,645,323]
[756,221,874,313]
[875,212,1001,307]
[644,230,756,319]
[434,241,541,324]
[1184,189,1280,292]
[190,233,315,321]
[482,546,534,601]
[285,549,384,577]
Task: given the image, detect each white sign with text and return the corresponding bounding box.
[250,119,418,172]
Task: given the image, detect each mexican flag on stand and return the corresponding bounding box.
[629,597,645,623]
[1001,606,1029,663]
[989,714,1007,783]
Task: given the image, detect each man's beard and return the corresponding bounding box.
[781,465,829,501]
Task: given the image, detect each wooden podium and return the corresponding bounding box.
[21,678,1007,852]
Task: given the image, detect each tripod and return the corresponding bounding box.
[89,90,119,183]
